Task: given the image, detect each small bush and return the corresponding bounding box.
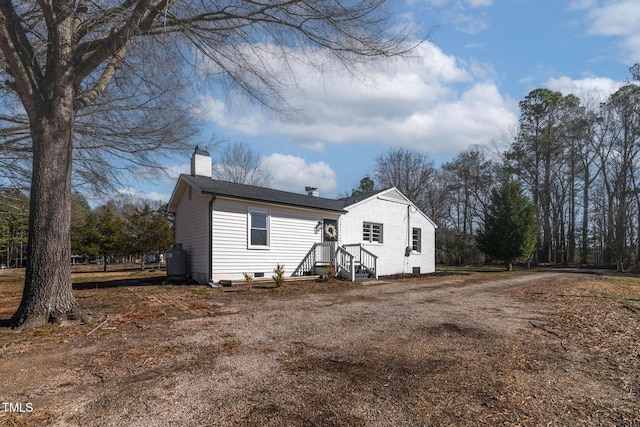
[242,272,254,289]
[326,264,336,279]
[272,264,285,287]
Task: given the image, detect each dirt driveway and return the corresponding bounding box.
[1,271,639,426]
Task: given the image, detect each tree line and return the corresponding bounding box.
[4,76,639,274]
[0,191,173,271]
[0,190,28,268]
[369,71,640,271]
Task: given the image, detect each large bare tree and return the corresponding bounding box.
[0,1,416,327]
[213,141,271,187]
[374,147,436,212]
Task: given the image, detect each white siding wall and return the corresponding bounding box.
[211,197,340,282]
[340,191,436,276]
[174,187,212,284]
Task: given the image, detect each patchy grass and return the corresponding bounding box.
[187,287,213,295]
[436,265,522,274]
[0,268,26,320]
[70,265,166,284]
[600,276,640,312]
[0,266,167,320]
[0,271,638,426]
[514,274,640,408]
[603,275,640,288]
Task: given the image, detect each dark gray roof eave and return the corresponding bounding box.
[181,174,346,213]
[201,189,346,212]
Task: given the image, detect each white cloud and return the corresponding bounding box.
[585,0,640,36]
[420,0,491,33]
[392,83,517,155]
[164,163,191,180]
[424,0,448,6]
[108,187,172,205]
[581,0,640,60]
[145,192,173,202]
[544,76,623,102]
[198,41,516,158]
[568,0,596,10]
[198,93,270,136]
[424,0,491,7]
[465,0,492,6]
[259,154,337,194]
[621,35,640,60]
[130,162,191,186]
[450,11,489,34]
[122,187,171,202]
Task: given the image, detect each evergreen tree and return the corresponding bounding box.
[351,176,375,196]
[70,193,92,257]
[476,179,537,271]
[87,205,127,272]
[125,204,174,269]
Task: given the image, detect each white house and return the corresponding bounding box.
[167,147,437,284]
[338,188,437,277]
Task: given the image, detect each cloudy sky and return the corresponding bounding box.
[126,0,639,203]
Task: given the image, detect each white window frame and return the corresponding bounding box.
[248,208,270,249]
[363,222,383,244]
[412,227,422,253]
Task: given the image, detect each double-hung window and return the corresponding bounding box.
[412,228,422,252]
[248,208,270,249]
[363,222,383,243]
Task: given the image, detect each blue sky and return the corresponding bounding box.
[117,0,639,204]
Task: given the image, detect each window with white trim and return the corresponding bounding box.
[412,227,422,252]
[248,208,270,248]
[363,222,383,243]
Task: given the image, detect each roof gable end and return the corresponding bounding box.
[343,187,438,228]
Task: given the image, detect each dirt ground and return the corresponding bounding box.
[0,269,639,426]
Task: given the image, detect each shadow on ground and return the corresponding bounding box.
[72,276,168,290]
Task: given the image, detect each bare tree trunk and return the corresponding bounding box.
[9,5,85,327]
[581,166,590,264]
[11,104,83,327]
[568,153,576,264]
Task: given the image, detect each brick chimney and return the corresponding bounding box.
[191,145,211,177]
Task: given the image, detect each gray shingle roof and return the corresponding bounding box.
[181,174,347,212]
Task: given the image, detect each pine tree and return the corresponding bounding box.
[125,204,174,269]
[476,179,537,271]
